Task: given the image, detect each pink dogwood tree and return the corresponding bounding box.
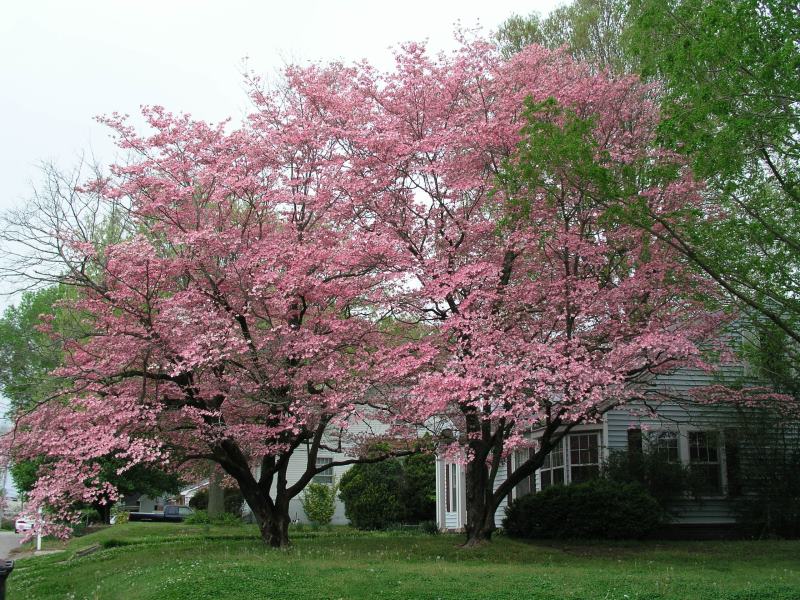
[7,36,722,547]
[8,101,415,547]
[264,38,723,544]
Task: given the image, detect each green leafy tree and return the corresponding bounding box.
[0,285,74,411]
[496,0,632,73]
[624,0,800,357]
[500,1,800,380]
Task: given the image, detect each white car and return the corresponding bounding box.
[14,516,34,534]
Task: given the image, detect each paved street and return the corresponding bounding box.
[0,531,21,560]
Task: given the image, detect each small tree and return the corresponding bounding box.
[301,480,339,526]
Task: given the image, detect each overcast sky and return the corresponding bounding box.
[0,0,561,306]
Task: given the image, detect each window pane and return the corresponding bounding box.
[450,464,457,512]
[445,463,451,512]
[541,466,565,490]
[542,439,564,467]
[539,439,565,491]
[313,457,333,484]
[688,431,722,494]
[570,434,599,465]
[651,431,679,463]
[552,467,564,485]
[568,433,600,486]
[571,465,600,484]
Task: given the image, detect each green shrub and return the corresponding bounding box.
[338,454,436,529]
[111,507,129,525]
[189,489,208,510]
[400,453,436,524]
[339,460,403,530]
[503,479,663,540]
[727,416,800,538]
[80,508,102,524]
[185,509,210,525]
[420,520,440,535]
[223,488,245,516]
[211,512,242,526]
[604,447,695,511]
[301,481,338,526]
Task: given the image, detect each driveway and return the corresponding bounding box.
[0,531,22,560]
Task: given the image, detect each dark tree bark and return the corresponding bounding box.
[92,500,112,525]
[463,456,497,546]
[460,419,570,547]
[204,419,413,549]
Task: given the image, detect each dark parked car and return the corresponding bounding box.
[128,505,194,522]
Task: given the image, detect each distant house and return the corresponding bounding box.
[119,493,173,513]
[435,360,785,535]
[178,480,208,506]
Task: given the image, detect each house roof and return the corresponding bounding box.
[179,480,209,495]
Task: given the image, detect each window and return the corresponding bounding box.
[569,433,600,483]
[650,431,680,463]
[539,439,565,489]
[537,432,602,491]
[688,431,722,494]
[313,456,334,485]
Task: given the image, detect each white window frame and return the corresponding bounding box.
[535,430,602,491]
[685,429,726,497]
[538,438,566,490]
[568,432,602,484]
[645,427,728,498]
[312,456,334,485]
[646,429,681,463]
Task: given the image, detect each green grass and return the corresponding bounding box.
[7,523,800,599]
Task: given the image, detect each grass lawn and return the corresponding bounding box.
[7,523,800,599]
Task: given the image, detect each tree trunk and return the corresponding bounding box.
[248,498,290,548]
[262,508,290,548]
[463,457,497,546]
[461,426,565,546]
[207,471,224,519]
[93,501,112,525]
[235,478,292,549]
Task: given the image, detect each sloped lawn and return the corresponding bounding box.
[7,523,800,599]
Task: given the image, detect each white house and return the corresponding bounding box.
[436,364,755,533]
